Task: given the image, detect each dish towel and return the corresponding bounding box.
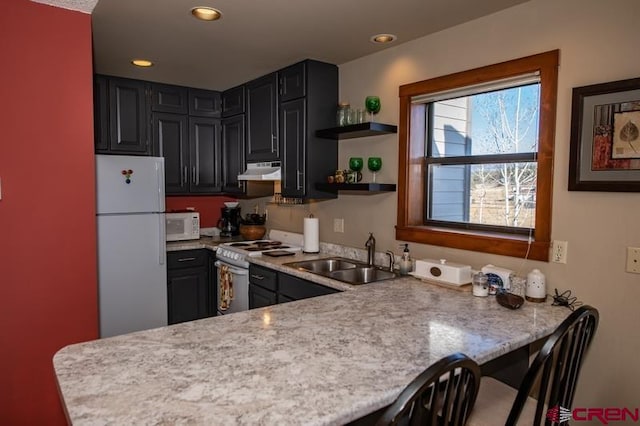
[219,264,234,311]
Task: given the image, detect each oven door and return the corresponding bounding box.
[214,260,249,315]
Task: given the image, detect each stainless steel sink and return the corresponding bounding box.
[327,267,397,285]
[284,257,397,285]
[285,257,360,273]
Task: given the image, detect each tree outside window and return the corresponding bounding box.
[397,50,559,260]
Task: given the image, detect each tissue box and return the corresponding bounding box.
[414,259,472,285]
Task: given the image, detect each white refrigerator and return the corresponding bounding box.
[96,154,167,338]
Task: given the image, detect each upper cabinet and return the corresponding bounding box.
[95,76,151,155]
[189,88,221,118]
[222,85,245,118]
[221,114,246,194]
[246,73,279,162]
[150,83,188,114]
[279,60,338,199]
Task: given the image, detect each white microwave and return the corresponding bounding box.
[166,212,200,241]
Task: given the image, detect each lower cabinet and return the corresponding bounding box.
[248,264,339,309]
[167,250,216,325]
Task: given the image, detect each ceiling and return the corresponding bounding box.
[40,0,531,91]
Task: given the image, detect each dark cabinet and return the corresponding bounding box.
[279,273,339,301]
[279,62,306,102]
[153,112,189,194]
[150,83,188,114]
[94,75,109,152]
[248,264,278,309]
[221,115,246,194]
[167,250,215,325]
[246,73,279,161]
[154,113,221,195]
[248,263,339,309]
[280,98,306,198]
[249,283,277,309]
[278,60,338,199]
[95,76,150,155]
[222,85,245,117]
[151,84,221,117]
[189,88,221,118]
[189,117,222,193]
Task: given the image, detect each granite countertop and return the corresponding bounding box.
[54,252,571,425]
[166,235,242,252]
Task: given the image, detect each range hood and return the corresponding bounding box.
[238,161,281,181]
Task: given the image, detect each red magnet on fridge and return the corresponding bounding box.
[121,169,134,184]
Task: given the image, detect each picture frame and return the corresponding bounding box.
[568,77,640,192]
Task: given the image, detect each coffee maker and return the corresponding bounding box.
[217,206,241,237]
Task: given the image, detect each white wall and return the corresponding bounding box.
[249,0,640,411]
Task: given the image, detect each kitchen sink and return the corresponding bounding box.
[326,267,396,285]
[284,257,398,285]
[286,258,360,273]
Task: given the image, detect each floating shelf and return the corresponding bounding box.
[316,122,398,140]
[315,182,396,194]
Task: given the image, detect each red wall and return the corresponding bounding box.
[166,196,239,228]
[0,1,98,423]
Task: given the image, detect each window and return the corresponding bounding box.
[396,51,559,261]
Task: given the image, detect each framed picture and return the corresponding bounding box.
[568,77,640,191]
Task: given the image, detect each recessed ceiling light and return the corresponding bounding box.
[131,59,154,67]
[371,34,397,44]
[191,7,222,21]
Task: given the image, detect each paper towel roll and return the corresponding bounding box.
[303,217,319,253]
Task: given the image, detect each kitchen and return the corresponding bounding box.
[2,0,640,424]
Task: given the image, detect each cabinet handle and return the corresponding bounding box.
[296,170,303,190]
[182,166,188,186]
[250,274,264,280]
[177,257,197,262]
[271,135,276,153]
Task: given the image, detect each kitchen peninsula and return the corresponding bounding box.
[54,250,569,425]
[54,253,570,425]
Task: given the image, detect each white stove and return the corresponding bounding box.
[214,230,303,316]
[216,230,304,268]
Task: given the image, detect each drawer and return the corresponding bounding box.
[167,249,208,270]
[248,264,277,291]
[279,273,339,300]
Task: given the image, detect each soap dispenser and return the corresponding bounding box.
[399,244,413,276]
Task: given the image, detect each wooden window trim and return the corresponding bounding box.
[396,50,559,261]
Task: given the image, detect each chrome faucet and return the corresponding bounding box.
[385,250,395,272]
[365,233,376,266]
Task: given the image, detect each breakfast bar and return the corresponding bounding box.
[54,255,570,425]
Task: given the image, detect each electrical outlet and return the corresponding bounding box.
[333,218,344,233]
[551,240,568,264]
[627,247,640,274]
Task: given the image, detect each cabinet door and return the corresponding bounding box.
[153,112,189,194]
[280,98,306,198]
[189,117,221,193]
[150,83,188,114]
[108,78,150,154]
[249,283,277,309]
[279,273,339,301]
[246,73,279,161]
[279,62,306,102]
[94,76,109,152]
[221,115,246,194]
[222,85,245,117]
[189,88,221,118]
[167,267,209,325]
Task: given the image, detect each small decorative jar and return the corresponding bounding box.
[336,102,350,127]
[526,269,547,302]
[472,272,489,297]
